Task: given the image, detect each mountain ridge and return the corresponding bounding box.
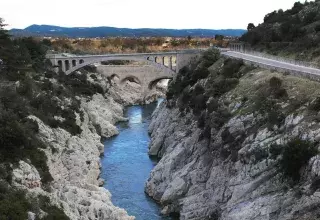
[10,24,246,38]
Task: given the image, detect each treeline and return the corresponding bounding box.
[240,0,320,59]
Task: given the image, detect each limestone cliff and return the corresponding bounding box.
[146,50,320,220]
[11,71,138,219]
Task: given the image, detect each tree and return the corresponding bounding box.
[247,23,256,31]
[215,35,224,41]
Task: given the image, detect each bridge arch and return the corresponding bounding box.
[110,73,120,80]
[65,56,176,76]
[120,75,141,85]
[148,77,173,90]
[65,60,70,71]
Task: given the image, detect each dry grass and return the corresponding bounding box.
[231,68,320,103]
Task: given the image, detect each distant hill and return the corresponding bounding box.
[240,0,320,61]
[10,25,246,38]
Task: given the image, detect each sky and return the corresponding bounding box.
[1,0,305,30]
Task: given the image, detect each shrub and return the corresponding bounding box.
[16,78,35,98]
[272,139,318,181]
[273,88,288,99]
[191,66,210,84]
[199,125,211,141]
[44,71,54,78]
[197,111,206,128]
[180,86,191,106]
[221,59,244,78]
[0,188,31,220]
[253,148,269,163]
[207,98,219,113]
[193,84,205,96]
[38,195,69,220]
[90,74,98,80]
[101,60,131,65]
[82,65,97,73]
[269,76,282,89]
[221,128,234,144]
[201,48,220,68]
[190,94,208,116]
[208,108,231,129]
[309,97,320,112]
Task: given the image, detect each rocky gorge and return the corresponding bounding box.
[8,65,167,220]
[145,49,320,220]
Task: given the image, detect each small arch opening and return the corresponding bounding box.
[79,59,84,64]
[163,57,170,67]
[120,76,141,85]
[72,60,76,67]
[57,60,63,72]
[107,74,120,84]
[148,77,172,91]
[65,60,70,71]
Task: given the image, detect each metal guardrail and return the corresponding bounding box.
[228,48,319,69]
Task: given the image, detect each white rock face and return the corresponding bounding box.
[12,161,42,189]
[18,92,135,219]
[83,94,127,138]
[11,70,166,219]
[146,101,320,220]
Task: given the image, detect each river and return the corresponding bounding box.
[101,100,173,220]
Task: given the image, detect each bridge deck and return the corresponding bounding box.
[46,49,205,59]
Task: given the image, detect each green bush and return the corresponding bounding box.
[38,195,69,220]
[199,125,211,141]
[190,94,208,116]
[207,98,219,113]
[208,108,231,129]
[309,97,320,111]
[221,59,244,78]
[0,187,31,220]
[197,111,206,128]
[201,48,220,68]
[269,77,288,99]
[271,139,318,181]
[269,76,282,89]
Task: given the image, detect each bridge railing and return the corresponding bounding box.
[244,50,319,69]
[229,46,319,69]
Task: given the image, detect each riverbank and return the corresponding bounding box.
[101,100,174,219]
[145,50,320,219]
[10,67,167,219]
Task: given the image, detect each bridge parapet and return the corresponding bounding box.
[46,49,204,75]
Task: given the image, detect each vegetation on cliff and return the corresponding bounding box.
[166,48,320,184]
[0,18,109,219]
[240,0,320,62]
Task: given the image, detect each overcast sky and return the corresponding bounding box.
[1,0,305,30]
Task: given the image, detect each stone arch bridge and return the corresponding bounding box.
[46,50,202,92]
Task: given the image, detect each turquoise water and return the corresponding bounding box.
[101,100,172,220]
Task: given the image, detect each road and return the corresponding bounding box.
[221,51,320,76]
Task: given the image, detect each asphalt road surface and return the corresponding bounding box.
[222,51,320,76]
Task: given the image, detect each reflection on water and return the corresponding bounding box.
[101,99,173,220]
